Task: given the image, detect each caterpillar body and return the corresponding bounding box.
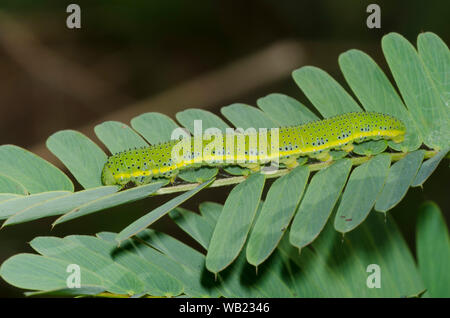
[101,111,406,187]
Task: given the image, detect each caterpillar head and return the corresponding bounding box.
[101,163,116,186]
[392,118,407,143]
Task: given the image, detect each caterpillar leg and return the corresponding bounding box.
[354,137,367,144]
[169,175,177,184]
[392,134,405,143]
[315,151,332,162]
[167,171,179,184]
[280,156,299,169]
[239,163,261,176]
[308,151,332,162]
[341,143,354,153]
[117,183,127,191]
[246,163,261,172]
[134,175,153,186]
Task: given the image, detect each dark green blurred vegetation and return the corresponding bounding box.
[0,0,448,297]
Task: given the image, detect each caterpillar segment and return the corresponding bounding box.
[101,111,406,187]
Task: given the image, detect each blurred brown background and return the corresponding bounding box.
[0,0,448,297]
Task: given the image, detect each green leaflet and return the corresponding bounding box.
[335,154,391,233]
[290,159,352,248]
[116,179,213,243]
[382,33,449,149]
[95,121,149,155]
[206,173,265,273]
[0,145,73,193]
[416,202,450,297]
[246,166,309,266]
[46,130,106,189]
[375,150,424,213]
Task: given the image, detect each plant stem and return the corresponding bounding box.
[154,150,439,196]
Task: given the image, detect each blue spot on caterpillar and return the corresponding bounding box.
[101,111,406,187]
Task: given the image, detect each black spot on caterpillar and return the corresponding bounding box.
[102,111,406,187]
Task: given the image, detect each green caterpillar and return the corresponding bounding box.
[102,111,406,187]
